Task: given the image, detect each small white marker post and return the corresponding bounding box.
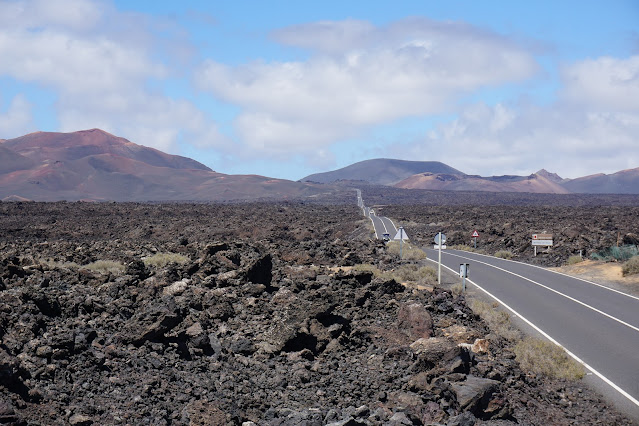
[434,232,446,285]
[398,227,404,260]
[438,233,442,285]
[459,263,469,292]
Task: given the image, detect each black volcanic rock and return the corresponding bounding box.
[300,158,463,185]
[0,202,633,425]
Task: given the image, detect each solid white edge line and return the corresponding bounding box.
[427,258,639,409]
[446,248,639,302]
[442,251,639,334]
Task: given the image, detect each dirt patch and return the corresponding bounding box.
[551,260,639,296]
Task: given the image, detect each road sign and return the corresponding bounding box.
[394,227,409,241]
[472,230,479,238]
[532,239,553,246]
[532,233,553,246]
[434,233,446,245]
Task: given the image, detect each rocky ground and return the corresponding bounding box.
[0,201,635,425]
[374,203,639,267]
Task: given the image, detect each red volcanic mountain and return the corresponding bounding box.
[394,171,570,194]
[0,129,328,202]
[560,168,639,194]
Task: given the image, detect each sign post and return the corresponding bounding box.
[459,263,469,292]
[471,230,479,248]
[434,232,446,285]
[532,233,553,256]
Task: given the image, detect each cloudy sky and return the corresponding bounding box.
[0,0,638,180]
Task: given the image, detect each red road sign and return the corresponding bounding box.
[472,230,479,238]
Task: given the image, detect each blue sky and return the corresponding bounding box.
[1,0,638,180]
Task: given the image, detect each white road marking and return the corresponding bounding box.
[443,251,639,334]
[427,258,639,409]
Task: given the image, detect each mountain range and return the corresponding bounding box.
[1,130,637,201]
[0,129,330,202]
[301,159,639,195]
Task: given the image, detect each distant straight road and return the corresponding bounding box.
[424,248,639,416]
[357,189,398,239]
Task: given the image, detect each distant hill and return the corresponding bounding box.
[0,129,333,202]
[305,157,639,194]
[395,172,570,194]
[300,159,463,185]
[561,168,639,194]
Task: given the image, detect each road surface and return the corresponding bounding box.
[356,189,398,239]
[424,247,639,418]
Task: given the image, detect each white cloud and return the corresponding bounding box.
[402,101,639,179]
[195,18,539,161]
[561,55,639,112]
[0,94,35,138]
[0,0,225,153]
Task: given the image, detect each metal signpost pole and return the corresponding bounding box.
[438,232,442,285]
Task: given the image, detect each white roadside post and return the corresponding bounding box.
[459,263,469,292]
[398,227,404,260]
[434,232,446,285]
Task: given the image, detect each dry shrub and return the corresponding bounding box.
[386,241,426,260]
[82,260,125,275]
[566,255,583,265]
[622,256,639,276]
[352,263,436,286]
[40,259,80,270]
[494,250,513,260]
[143,252,190,268]
[514,337,585,380]
[451,282,463,296]
[470,299,521,341]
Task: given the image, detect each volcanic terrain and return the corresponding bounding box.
[0,198,636,425]
[0,129,339,202]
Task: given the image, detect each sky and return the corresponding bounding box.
[0,0,638,181]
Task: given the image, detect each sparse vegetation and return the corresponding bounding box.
[567,255,583,265]
[470,299,521,341]
[81,260,125,275]
[143,252,190,268]
[352,263,437,287]
[590,245,638,262]
[622,255,639,276]
[514,337,585,380]
[385,241,426,260]
[494,250,513,260]
[451,282,464,296]
[40,259,80,270]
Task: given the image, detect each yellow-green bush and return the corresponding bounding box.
[470,300,521,341]
[351,263,436,286]
[386,241,426,260]
[143,252,190,268]
[494,250,513,260]
[514,337,585,380]
[622,256,639,276]
[567,255,583,265]
[81,260,125,275]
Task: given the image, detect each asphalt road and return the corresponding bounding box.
[424,248,639,417]
[357,189,398,239]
